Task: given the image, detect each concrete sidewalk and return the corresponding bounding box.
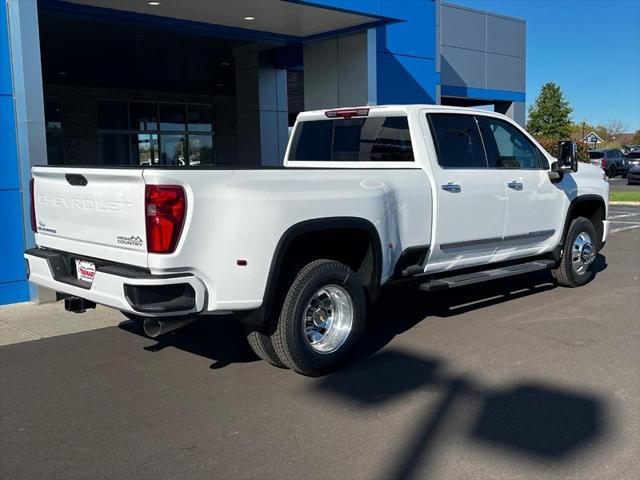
[0,302,124,346]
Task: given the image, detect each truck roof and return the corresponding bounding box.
[297,104,502,121]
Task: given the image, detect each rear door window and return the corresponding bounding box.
[427,113,487,168]
[289,116,414,162]
[477,116,542,169]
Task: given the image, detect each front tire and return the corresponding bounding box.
[272,259,366,376]
[552,217,598,287]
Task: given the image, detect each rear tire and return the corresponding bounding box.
[271,259,366,376]
[244,326,288,368]
[607,165,617,178]
[552,217,598,287]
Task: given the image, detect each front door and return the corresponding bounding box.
[424,112,508,268]
[476,116,560,253]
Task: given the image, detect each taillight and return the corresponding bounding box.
[601,159,605,168]
[145,185,186,254]
[29,178,37,232]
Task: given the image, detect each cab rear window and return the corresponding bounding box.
[289,116,414,162]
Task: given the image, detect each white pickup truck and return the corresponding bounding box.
[25,105,609,375]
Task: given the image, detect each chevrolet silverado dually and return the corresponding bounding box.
[25,105,610,376]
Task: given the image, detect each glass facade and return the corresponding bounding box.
[44,97,64,165]
[96,100,215,166]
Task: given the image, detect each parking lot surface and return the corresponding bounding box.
[609,176,640,193]
[608,205,640,234]
[1,209,639,480]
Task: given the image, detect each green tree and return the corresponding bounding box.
[630,129,640,144]
[526,82,573,139]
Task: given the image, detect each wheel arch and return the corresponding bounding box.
[239,217,383,328]
[561,194,607,248]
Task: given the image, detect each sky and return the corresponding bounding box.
[449,0,640,131]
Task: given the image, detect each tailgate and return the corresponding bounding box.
[32,167,148,267]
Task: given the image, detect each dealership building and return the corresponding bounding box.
[0,0,526,305]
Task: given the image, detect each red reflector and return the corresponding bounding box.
[325,108,369,119]
[145,185,186,254]
[30,178,37,233]
[601,159,605,168]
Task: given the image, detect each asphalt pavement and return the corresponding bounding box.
[609,176,640,192]
[1,209,639,480]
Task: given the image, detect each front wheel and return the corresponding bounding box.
[271,259,366,376]
[552,217,598,287]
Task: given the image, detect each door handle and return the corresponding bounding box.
[508,181,523,191]
[442,182,461,193]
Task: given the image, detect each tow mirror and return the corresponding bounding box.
[557,140,578,173]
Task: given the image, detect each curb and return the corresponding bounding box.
[610,201,640,206]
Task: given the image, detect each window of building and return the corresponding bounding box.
[97,100,215,166]
[477,117,542,169]
[44,97,64,165]
[130,102,158,131]
[289,116,414,162]
[427,114,487,168]
[97,100,129,130]
[131,134,159,166]
[159,103,186,131]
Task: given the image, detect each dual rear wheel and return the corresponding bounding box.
[245,259,366,376]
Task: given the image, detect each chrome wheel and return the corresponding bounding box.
[303,284,354,354]
[571,231,595,275]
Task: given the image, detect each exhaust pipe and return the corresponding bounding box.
[142,315,197,338]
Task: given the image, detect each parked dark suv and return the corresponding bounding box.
[589,148,629,177]
[626,152,640,185]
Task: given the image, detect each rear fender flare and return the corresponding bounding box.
[238,217,383,327]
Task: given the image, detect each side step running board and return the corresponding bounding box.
[418,260,555,292]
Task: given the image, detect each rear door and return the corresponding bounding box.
[476,116,560,252]
[32,166,148,267]
[425,112,507,265]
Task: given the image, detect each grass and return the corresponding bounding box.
[610,191,640,202]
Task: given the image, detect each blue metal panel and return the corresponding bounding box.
[0,1,11,95]
[441,85,526,103]
[0,190,28,302]
[0,280,30,305]
[376,1,436,60]
[0,95,19,190]
[377,53,437,105]
[1,3,29,305]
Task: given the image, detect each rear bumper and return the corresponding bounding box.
[24,248,206,317]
